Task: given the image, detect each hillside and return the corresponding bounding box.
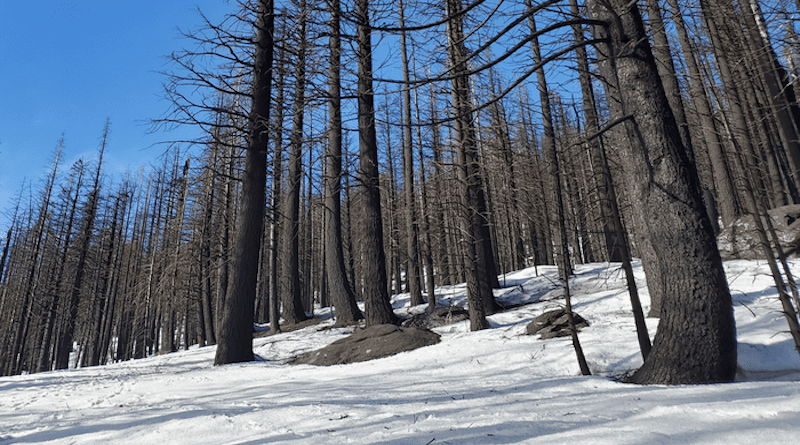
[2,259,799,444]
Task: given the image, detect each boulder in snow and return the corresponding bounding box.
[526,309,589,339]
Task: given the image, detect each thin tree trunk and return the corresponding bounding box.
[268,42,287,336]
[56,123,106,370]
[413,83,438,312]
[279,4,311,326]
[7,144,62,374]
[36,162,85,372]
[398,0,423,307]
[665,0,738,229]
[529,9,590,374]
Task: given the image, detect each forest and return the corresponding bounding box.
[1,0,800,387]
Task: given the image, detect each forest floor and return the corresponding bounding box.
[1,259,800,444]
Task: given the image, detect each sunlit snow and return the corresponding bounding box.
[2,259,799,444]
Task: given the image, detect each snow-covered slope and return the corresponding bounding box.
[2,260,799,444]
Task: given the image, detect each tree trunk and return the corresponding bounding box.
[445,0,491,330]
[413,82,438,312]
[7,143,62,374]
[398,0,424,308]
[529,9,590,374]
[325,0,363,326]
[665,0,739,229]
[56,124,107,370]
[214,0,274,365]
[588,0,736,384]
[527,6,570,277]
[279,3,311,326]
[357,0,398,326]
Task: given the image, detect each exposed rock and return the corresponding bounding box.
[400,306,469,329]
[289,324,440,366]
[526,309,589,339]
[717,204,800,260]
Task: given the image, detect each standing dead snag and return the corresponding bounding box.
[587,0,736,384]
[357,0,399,327]
[214,0,274,365]
[324,0,364,326]
[528,6,590,376]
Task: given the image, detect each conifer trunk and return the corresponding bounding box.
[588,0,737,384]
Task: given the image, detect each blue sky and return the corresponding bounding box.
[0,1,228,224]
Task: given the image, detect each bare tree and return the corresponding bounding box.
[357,0,399,326]
[324,0,364,326]
[214,0,274,365]
[587,0,736,384]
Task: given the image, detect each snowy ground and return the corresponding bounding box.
[2,259,800,444]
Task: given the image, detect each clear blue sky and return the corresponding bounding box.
[0,1,228,224]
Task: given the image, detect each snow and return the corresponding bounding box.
[2,259,800,444]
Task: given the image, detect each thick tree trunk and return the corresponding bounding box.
[214,0,274,365]
[357,0,398,326]
[325,0,363,326]
[588,0,737,384]
[568,0,650,358]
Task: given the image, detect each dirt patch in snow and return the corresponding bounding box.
[289,324,440,366]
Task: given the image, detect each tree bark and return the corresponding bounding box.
[398,0,424,308]
[279,3,311,326]
[446,0,491,330]
[357,0,399,326]
[325,0,363,326]
[587,0,737,384]
[214,0,274,365]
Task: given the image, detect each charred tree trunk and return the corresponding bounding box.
[399,0,424,308]
[56,123,106,370]
[446,0,491,330]
[214,0,274,365]
[357,0,398,326]
[279,4,311,326]
[588,0,737,384]
[325,0,364,326]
